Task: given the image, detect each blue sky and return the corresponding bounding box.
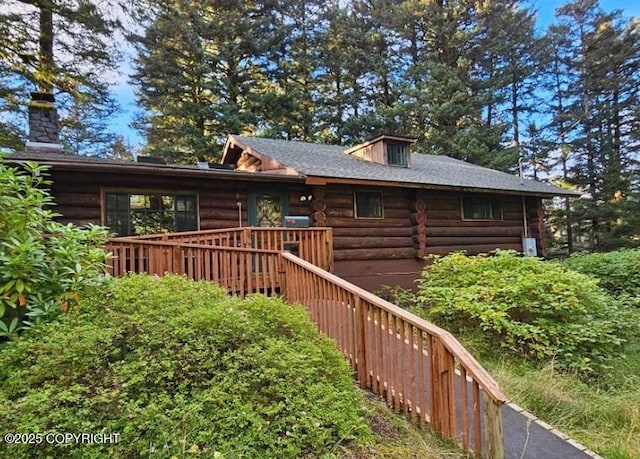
[109,0,640,149]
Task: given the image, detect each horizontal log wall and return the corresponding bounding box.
[49,168,542,270]
[287,189,313,217]
[49,170,311,232]
[322,185,413,262]
[325,186,534,263]
[424,192,526,255]
[51,172,102,226]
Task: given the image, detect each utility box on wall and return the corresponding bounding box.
[522,237,538,257]
[283,216,310,228]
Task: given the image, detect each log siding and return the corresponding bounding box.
[48,170,312,233]
[423,192,530,256]
[42,168,544,291]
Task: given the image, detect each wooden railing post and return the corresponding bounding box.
[242,228,251,248]
[278,254,287,298]
[172,245,184,275]
[430,338,456,440]
[354,296,368,389]
[484,398,505,459]
[325,228,334,272]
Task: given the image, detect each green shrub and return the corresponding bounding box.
[0,159,109,337]
[565,249,640,303]
[374,284,419,309]
[414,251,632,373]
[0,275,369,458]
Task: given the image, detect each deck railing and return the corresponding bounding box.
[106,238,281,295]
[118,227,333,272]
[104,229,506,458]
[280,252,506,458]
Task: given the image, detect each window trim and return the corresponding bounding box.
[101,188,200,236]
[385,142,410,167]
[354,190,384,219]
[461,196,503,221]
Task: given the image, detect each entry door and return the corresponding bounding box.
[248,190,289,274]
[248,190,288,227]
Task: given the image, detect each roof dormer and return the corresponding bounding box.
[344,135,416,168]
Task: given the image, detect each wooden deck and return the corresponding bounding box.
[131,227,334,272]
[104,227,506,458]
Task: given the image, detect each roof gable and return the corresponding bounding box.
[222,135,301,176]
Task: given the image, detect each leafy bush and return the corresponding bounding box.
[415,251,632,373]
[374,284,419,309]
[565,249,640,303]
[0,275,369,458]
[0,159,109,337]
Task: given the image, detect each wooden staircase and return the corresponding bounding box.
[105,227,506,458]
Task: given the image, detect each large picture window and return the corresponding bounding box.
[105,192,197,236]
[355,191,383,219]
[462,196,502,220]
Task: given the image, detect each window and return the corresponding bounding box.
[355,191,383,218]
[386,143,409,166]
[462,196,502,220]
[105,192,197,236]
[255,193,283,227]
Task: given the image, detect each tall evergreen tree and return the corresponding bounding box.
[546,0,640,250]
[0,1,123,150]
[380,0,516,170]
[257,0,334,141]
[477,0,543,172]
[132,0,272,162]
[59,94,118,156]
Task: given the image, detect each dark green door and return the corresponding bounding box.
[248,189,289,277]
[248,190,288,227]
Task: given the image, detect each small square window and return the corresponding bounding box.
[387,143,409,166]
[462,197,502,220]
[355,191,383,218]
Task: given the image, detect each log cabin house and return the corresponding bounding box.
[7,132,575,290]
[7,96,575,289]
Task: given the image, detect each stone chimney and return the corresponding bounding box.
[26,92,63,150]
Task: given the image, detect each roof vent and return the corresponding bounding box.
[137,156,166,165]
[208,163,235,170]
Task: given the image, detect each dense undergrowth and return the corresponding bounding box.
[0,274,464,459]
[564,249,640,305]
[0,159,109,338]
[414,251,633,373]
[0,275,371,458]
[380,249,640,458]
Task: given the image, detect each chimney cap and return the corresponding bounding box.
[30,92,55,103]
[25,141,64,151]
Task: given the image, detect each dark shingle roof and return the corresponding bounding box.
[230,135,576,196]
[4,149,304,183]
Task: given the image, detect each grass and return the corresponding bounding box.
[340,395,466,459]
[459,328,640,459]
